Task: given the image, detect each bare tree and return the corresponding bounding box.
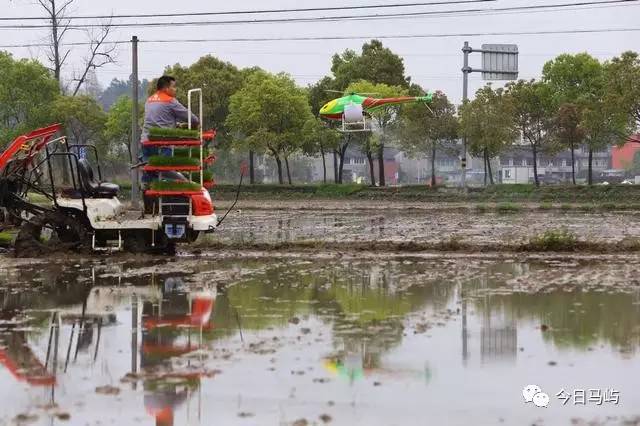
[35,0,116,95]
[37,0,73,84]
[71,24,116,96]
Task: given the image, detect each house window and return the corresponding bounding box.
[548,161,553,167]
[508,159,514,166]
[504,169,512,179]
[562,160,567,167]
[522,159,527,166]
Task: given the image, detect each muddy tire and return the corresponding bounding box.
[14,216,51,258]
[13,210,92,258]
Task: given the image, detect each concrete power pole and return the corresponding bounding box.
[130,36,140,208]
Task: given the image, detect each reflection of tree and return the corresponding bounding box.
[469,263,640,353]
[315,264,455,381]
[503,292,640,352]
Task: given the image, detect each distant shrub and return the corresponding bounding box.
[527,228,578,251]
[538,202,553,210]
[496,202,521,214]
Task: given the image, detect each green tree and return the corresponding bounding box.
[543,53,603,104]
[321,40,409,184]
[162,56,244,136]
[606,51,640,126]
[331,40,409,89]
[308,76,345,183]
[301,118,341,183]
[226,72,313,184]
[51,95,106,182]
[505,79,555,187]
[52,95,106,146]
[398,90,458,187]
[103,95,144,163]
[0,52,59,143]
[99,77,148,110]
[346,80,407,186]
[459,85,517,185]
[580,91,635,184]
[542,53,609,185]
[552,103,585,184]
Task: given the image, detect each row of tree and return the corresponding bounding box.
[1,39,639,186]
[0,51,138,172]
[222,43,640,186]
[459,52,639,186]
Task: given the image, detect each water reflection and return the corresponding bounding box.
[139,278,214,426]
[0,258,639,424]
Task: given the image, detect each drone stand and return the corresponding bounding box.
[341,117,371,133]
[340,103,371,133]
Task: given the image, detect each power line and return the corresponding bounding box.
[2,27,639,49]
[1,0,637,29]
[0,0,495,21]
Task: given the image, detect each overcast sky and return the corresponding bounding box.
[4,0,639,103]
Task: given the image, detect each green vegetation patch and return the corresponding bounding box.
[191,170,213,182]
[0,231,14,247]
[315,184,366,197]
[148,156,200,167]
[496,202,521,214]
[173,147,212,158]
[149,181,202,192]
[538,202,553,210]
[148,127,199,140]
[527,228,578,251]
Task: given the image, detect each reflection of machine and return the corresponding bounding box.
[323,340,429,385]
[0,331,55,386]
[140,278,216,426]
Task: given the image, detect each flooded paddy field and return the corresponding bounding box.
[213,202,640,248]
[1,253,640,425]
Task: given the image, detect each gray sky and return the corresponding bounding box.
[4,0,640,103]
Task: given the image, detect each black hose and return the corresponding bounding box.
[216,170,244,227]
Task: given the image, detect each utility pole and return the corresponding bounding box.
[460,41,519,188]
[461,41,472,189]
[130,36,140,208]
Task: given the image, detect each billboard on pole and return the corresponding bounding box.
[481,44,519,80]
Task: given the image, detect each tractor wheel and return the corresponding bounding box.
[14,216,51,258]
[13,210,92,258]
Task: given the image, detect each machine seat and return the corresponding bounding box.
[78,159,119,198]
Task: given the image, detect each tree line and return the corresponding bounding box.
[1,40,639,186]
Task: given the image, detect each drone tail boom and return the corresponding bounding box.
[363,94,433,111]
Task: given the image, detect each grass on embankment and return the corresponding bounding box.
[210,183,640,205]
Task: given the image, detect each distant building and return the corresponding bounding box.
[498,146,611,184]
[612,135,640,170]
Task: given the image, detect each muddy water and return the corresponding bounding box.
[217,208,640,245]
[0,255,639,425]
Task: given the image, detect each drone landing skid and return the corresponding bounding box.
[340,114,372,133]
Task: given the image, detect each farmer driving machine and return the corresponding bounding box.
[0,89,219,256]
